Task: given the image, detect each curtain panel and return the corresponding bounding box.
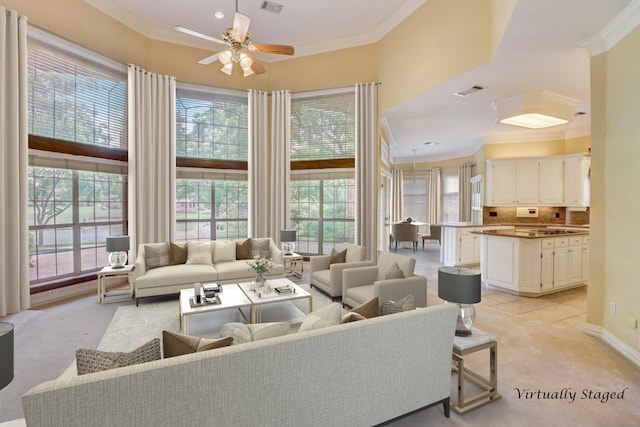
[248,90,269,237]
[0,7,29,315]
[428,168,442,225]
[458,164,473,222]
[269,90,291,242]
[355,83,378,262]
[391,169,404,223]
[127,65,176,258]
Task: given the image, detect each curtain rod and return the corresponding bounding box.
[249,82,382,96]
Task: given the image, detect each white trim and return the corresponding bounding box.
[583,322,640,368]
[580,0,640,56]
[379,116,397,147]
[291,86,355,100]
[176,82,247,99]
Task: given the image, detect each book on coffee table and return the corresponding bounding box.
[274,284,294,294]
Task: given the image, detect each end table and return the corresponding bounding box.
[283,252,303,279]
[451,328,501,414]
[97,265,135,304]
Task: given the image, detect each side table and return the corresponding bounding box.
[283,252,303,279]
[451,328,501,414]
[97,265,135,304]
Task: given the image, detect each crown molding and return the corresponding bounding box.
[379,117,397,147]
[580,0,640,56]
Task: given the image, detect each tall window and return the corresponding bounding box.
[27,28,128,290]
[442,173,459,223]
[290,89,356,254]
[175,86,249,240]
[403,177,428,222]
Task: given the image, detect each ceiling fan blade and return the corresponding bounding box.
[249,43,295,55]
[198,53,220,65]
[231,12,251,42]
[246,54,266,75]
[175,26,225,45]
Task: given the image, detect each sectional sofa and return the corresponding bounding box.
[133,237,285,305]
[21,304,459,427]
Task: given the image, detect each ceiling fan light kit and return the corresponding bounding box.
[494,90,577,129]
[175,0,294,77]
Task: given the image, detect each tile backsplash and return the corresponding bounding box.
[482,206,589,226]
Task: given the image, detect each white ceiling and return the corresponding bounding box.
[83,0,637,163]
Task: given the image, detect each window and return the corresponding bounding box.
[175,86,249,239]
[27,28,128,290]
[175,178,248,241]
[403,177,428,222]
[442,173,459,223]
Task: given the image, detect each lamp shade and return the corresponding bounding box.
[106,236,130,252]
[438,267,481,304]
[0,322,14,390]
[280,230,297,242]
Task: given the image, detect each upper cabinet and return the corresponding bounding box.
[486,154,590,207]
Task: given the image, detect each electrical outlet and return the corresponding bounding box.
[48,289,58,296]
[628,316,638,329]
[610,302,616,314]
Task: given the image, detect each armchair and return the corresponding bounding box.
[309,243,374,300]
[342,252,427,311]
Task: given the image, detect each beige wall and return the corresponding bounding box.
[484,137,589,159]
[589,25,640,351]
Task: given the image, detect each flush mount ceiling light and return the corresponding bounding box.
[493,90,577,129]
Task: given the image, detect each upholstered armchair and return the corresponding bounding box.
[391,223,419,252]
[309,243,374,300]
[342,252,427,311]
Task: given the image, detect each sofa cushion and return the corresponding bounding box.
[381,294,416,315]
[298,303,342,332]
[170,242,188,265]
[351,296,379,318]
[341,312,367,323]
[329,248,347,264]
[220,322,290,344]
[343,243,364,263]
[135,264,217,289]
[162,331,233,358]
[214,240,237,263]
[76,338,161,375]
[250,238,270,258]
[236,238,251,260]
[311,269,331,287]
[186,241,213,265]
[144,243,170,269]
[384,262,405,280]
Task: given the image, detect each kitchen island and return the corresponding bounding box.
[474,228,589,296]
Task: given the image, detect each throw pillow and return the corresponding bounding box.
[186,241,213,265]
[298,303,342,332]
[220,322,290,345]
[384,262,406,280]
[162,331,233,358]
[329,248,347,264]
[236,238,251,260]
[250,238,270,258]
[169,242,188,265]
[350,296,379,318]
[76,338,161,375]
[381,294,416,316]
[341,312,367,323]
[214,240,237,263]
[144,243,170,269]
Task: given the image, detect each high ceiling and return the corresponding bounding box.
[83,0,636,163]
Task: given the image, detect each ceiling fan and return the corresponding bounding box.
[175,0,295,77]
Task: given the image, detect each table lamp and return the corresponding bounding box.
[280,230,297,255]
[106,236,130,268]
[0,322,14,390]
[438,266,481,336]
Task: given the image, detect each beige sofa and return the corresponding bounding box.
[134,238,284,305]
[22,304,458,427]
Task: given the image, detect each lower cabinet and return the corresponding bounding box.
[442,225,514,267]
[480,234,589,296]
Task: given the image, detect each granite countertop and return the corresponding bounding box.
[438,222,589,229]
[472,228,589,239]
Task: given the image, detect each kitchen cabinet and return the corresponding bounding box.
[581,235,590,282]
[539,158,565,204]
[564,154,590,207]
[441,225,514,267]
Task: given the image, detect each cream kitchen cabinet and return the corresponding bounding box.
[441,225,514,267]
[564,154,590,207]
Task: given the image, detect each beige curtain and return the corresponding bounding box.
[355,83,378,262]
[391,169,404,223]
[127,65,176,258]
[458,164,473,222]
[428,168,442,225]
[0,7,29,315]
[269,90,291,243]
[248,90,269,237]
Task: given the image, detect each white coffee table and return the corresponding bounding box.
[179,285,252,334]
[238,278,312,323]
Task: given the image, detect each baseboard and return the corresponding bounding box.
[30,279,99,307]
[583,322,640,368]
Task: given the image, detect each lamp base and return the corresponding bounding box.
[454,303,476,337]
[282,242,295,256]
[109,251,127,269]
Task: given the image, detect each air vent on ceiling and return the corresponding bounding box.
[261,1,284,14]
[454,85,486,97]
